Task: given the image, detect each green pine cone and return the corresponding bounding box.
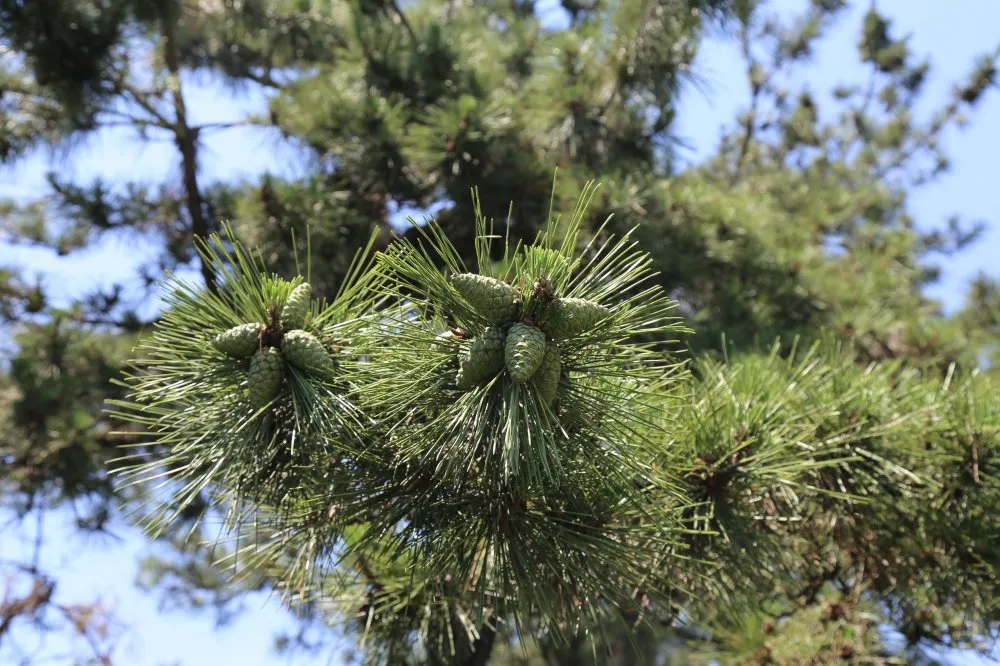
[281,282,312,329]
[249,347,285,408]
[532,342,561,405]
[450,273,517,324]
[505,323,547,383]
[281,329,334,376]
[541,297,610,339]
[212,323,263,358]
[456,326,505,389]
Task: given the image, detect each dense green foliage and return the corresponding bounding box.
[1,1,999,664]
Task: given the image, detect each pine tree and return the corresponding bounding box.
[0,1,348,659]
[3,1,1000,665]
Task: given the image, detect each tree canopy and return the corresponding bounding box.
[1,1,998,664]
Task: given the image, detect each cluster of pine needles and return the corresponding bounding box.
[107,185,1000,657]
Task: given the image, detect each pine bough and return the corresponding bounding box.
[109,185,1000,660]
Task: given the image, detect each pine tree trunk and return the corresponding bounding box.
[161,8,217,294]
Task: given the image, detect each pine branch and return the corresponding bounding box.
[730,21,765,186]
[116,81,174,130]
[0,574,54,645]
[98,108,173,132]
[389,0,417,43]
[104,170,1000,662]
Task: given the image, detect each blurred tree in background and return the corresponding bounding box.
[1,0,999,664]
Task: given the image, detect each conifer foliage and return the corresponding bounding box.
[349,186,688,638]
[3,0,1000,663]
[112,227,378,521]
[113,188,693,654]
[109,185,1000,664]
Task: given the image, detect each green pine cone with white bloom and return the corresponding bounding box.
[505,323,547,383]
[212,323,263,358]
[249,347,285,408]
[281,329,334,376]
[281,282,312,330]
[450,273,517,324]
[456,326,505,389]
[541,297,610,339]
[532,342,561,405]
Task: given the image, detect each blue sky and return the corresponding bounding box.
[1,1,998,664]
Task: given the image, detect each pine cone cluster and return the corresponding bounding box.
[448,271,609,404]
[210,281,335,408]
